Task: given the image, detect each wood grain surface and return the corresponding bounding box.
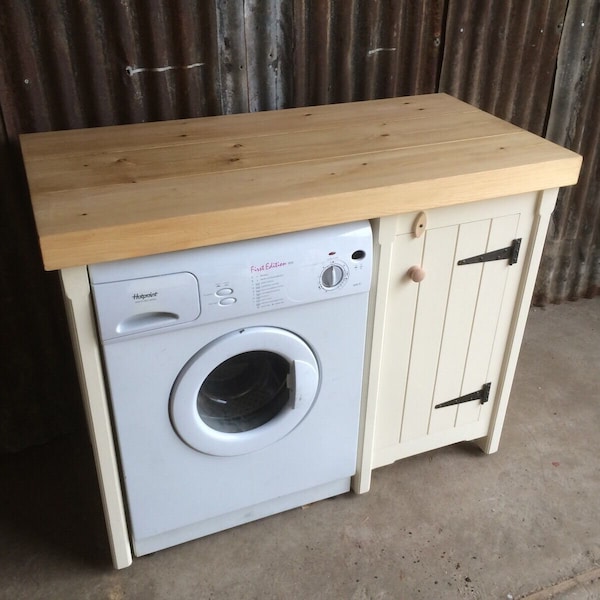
[20,94,582,270]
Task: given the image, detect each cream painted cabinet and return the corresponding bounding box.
[355,190,559,493]
[21,93,580,567]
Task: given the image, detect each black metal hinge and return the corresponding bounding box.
[434,382,492,409]
[457,238,522,266]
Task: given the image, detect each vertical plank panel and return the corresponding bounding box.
[373,232,423,453]
[400,226,457,443]
[456,214,521,426]
[428,220,490,434]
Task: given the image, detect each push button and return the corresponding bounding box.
[216,287,234,297]
[219,297,237,306]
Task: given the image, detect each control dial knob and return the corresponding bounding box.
[320,263,346,289]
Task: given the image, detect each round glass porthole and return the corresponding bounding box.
[169,327,320,456]
[197,351,290,433]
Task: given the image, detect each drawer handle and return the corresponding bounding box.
[407,265,426,283]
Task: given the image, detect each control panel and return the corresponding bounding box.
[89,221,372,339]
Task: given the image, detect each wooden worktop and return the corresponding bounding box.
[21,93,582,271]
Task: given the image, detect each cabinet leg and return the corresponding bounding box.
[475,435,499,455]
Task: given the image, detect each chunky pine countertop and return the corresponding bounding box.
[21,93,582,271]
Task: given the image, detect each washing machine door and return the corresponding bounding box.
[169,326,320,456]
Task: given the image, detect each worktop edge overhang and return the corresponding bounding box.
[29,146,582,234]
[39,158,582,272]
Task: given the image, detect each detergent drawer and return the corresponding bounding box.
[90,272,200,341]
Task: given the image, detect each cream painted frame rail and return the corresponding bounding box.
[60,267,132,569]
[478,188,559,454]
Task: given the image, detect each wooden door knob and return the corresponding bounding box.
[408,265,426,282]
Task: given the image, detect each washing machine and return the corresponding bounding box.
[88,221,372,556]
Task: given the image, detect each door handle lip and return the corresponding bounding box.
[116,311,179,333]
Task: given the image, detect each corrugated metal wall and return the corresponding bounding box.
[0,0,598,451]
[440,0,568,135]
[292,0,446,104]
[537,0,600,303]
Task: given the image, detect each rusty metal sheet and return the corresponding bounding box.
[244,0,293,111]
[440,0,568,134]
[535,0,600,304]
[291,0,445,107]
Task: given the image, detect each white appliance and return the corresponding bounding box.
[89,222,372,556]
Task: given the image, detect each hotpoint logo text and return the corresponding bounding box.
[132,291,158,301]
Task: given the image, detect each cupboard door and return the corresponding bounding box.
[372,197,533,466]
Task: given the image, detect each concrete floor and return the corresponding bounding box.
[1,297,599,600]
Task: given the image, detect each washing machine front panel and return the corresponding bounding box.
[89,221,373,556]
[170,326,320,456]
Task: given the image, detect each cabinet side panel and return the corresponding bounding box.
[59,267,133,569]
[480,191,543,452]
